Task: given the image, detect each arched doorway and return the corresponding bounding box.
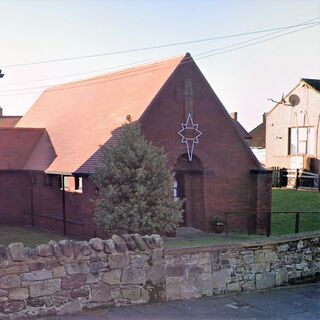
[174,153,205,230]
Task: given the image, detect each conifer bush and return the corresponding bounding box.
[92,122,182,235]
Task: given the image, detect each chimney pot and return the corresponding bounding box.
[230,112,238,121]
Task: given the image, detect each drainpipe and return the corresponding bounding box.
[30,175,34,226]
[61,175,67,235]
[316,115,320,158]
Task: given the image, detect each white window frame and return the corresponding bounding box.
[289,126,315,156]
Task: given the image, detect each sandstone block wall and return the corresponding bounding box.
[0,233,319,319]
[0,234,165,319]
[165,234,320,300]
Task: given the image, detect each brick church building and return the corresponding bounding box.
[0,53,271,237]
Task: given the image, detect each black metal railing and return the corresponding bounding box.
[272,167,320,190]
[224,211,320,238]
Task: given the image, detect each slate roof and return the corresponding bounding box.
[302,78,320,92]
[16,55,187,174]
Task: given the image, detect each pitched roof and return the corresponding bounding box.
[267,78,320,117]
[16,55,187,174]
[302,78,320,92]
[23,131,56,171]
[0,128,47,170]
[0,116,22,128]
[249,121,265,148]
[232,119,252,140]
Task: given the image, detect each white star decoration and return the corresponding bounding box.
[178,113,203,161]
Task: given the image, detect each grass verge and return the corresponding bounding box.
[1,189,320,248]
[271,189,320,235]
[0,225,72,248]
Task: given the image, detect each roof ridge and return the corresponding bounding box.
[0,115,22,118]
[301,78,320,93]
[0,127,45,131]
[18,52,188,174]
[47,54,187,91]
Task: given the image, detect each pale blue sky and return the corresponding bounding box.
[0,0,319,130]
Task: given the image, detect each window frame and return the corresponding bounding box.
[75,176,83,193]
[289,126,315,156]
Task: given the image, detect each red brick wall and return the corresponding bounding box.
[30,174,97,238]
[0,172,97,238]
[255,172,272,234]
[0,172,31,225]
[31,174,63,233]
[0,59,271,237]
[140,60,272,233]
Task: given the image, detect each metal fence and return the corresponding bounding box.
[272,167,320,191]
[224,211,320,237]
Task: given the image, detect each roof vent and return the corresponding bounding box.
[230,112,238,121]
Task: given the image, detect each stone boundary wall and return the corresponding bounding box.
[0,234,165,319]
[0,232,320,319]
[165,233,320,300]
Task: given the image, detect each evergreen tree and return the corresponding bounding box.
[92,122,182,235]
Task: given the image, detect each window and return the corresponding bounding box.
[173,179,179,201]
[75,176,83,193]
[173,173,184,201]
[59,176,69,190]
[64,176,69,189]
[43,174,53,187]
[308,127,315,155]
[289,127,315,155]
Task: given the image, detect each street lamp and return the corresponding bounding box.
[0,70,4,78]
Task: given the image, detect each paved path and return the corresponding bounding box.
[49,283,320,320]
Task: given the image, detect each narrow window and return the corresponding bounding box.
[64,176,69,190]
[308,127,315,155]
[75,176,83,193]
[173,179,179,201]
[173,173,184,201]
[60,176,69,191]
[289,128,298,155]
[298,127,307,154]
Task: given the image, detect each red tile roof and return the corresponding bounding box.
[0,128,47,170]
[0,116,22,128]
[23,131,56,171]
[17,55,187,174]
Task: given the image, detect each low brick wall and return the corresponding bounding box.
[0,234,165,319]
[0,232,319,319]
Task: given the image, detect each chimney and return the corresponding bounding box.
[263,113,266,124]
[0,107,2,118]
[230,112,238,121]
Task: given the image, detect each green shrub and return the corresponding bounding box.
[92,123,182,235]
